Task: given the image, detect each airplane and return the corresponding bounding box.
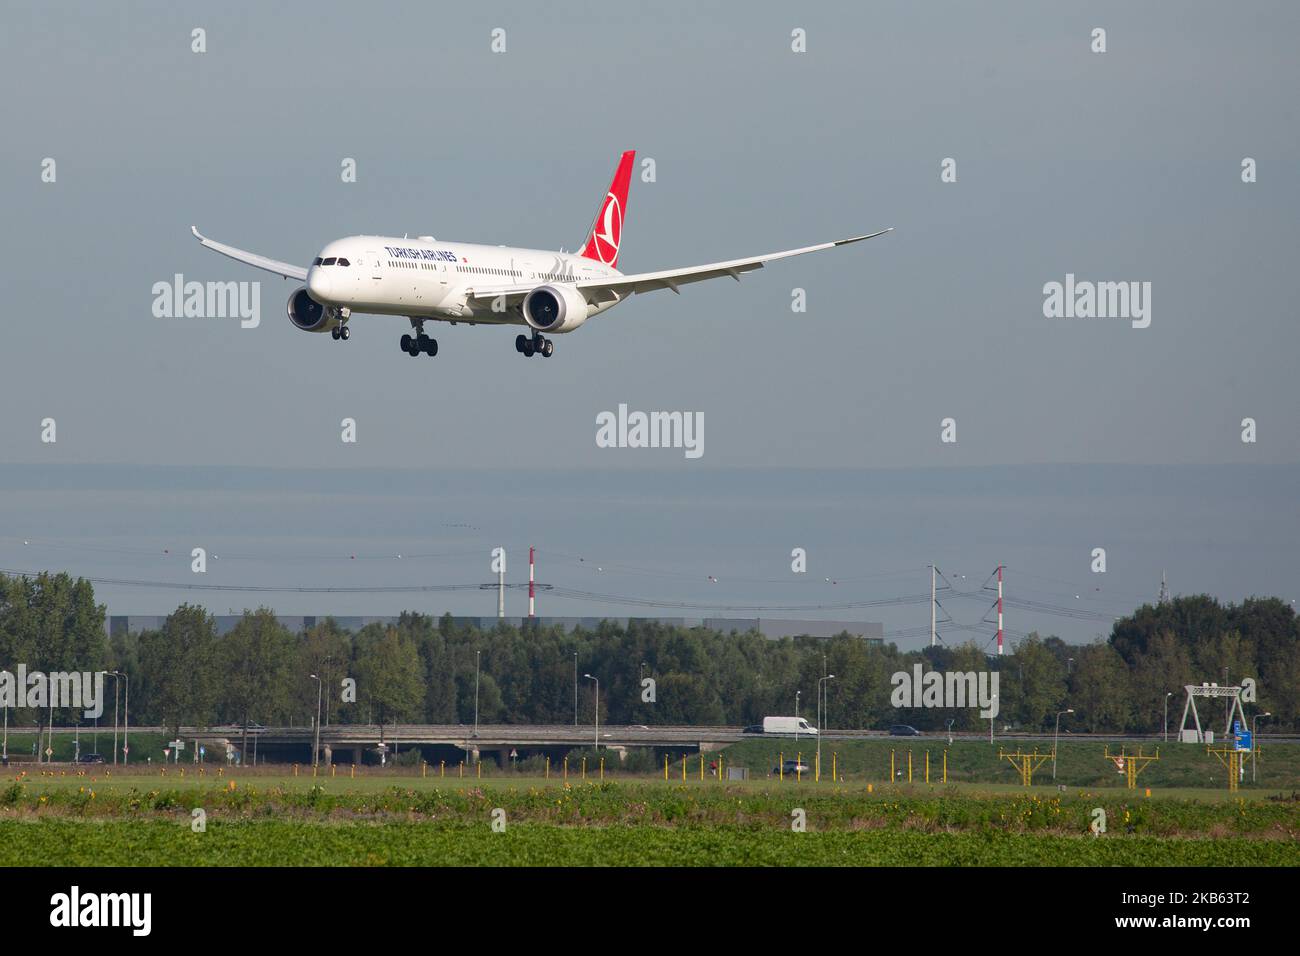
[192,150,891,358]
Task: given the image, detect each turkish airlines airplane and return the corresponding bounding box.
[192,150,891,358]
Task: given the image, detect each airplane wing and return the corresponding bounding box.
[190,226,308,282]
[467,229,892,308]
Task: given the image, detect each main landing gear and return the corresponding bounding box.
[330,324,350,341]
[516,333,554,358]
[400,321,438,357]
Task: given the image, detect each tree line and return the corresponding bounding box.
[1,572,1296,736]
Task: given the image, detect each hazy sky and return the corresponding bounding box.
[0,3,1296,641]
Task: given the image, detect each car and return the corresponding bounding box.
[772,759,811,776]
[742,724,764,734]
[889,724,922,737]
[76,753,105,764]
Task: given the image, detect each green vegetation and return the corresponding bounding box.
[1,777,1296,866]
[2,819,1294,867]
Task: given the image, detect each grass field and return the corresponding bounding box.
[3,817,1294,866]
[3,764,1297,866]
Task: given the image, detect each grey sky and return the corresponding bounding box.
[0,3,1296,641]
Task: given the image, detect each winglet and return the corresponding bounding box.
[833,228,893,246]
[191,225,204,241]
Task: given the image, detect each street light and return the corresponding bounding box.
[795,690,801,743]
[1164,691,1173,742]
[988,694,998,744]
[573,652,578,727]
[583,674,599,750]
[1252,712,1271,783]
[322,655,335,727]
[103,671,122,766]
[817,675,835,782]
[121,671,130,765]
[1052,709,1073,780]
[474,650,481,739]
[310,674,323,769]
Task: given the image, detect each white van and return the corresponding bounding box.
[762,716,818,736]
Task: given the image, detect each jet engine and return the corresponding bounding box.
[521,284,589,334]
[286,287,339,332]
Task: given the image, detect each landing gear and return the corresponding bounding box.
[331,324,350,341]
[400,326,437,357]
[516,333,554,358]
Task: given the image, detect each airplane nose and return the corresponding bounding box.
[307,266,333,301]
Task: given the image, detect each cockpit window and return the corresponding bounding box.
[337,258,350,267]
[322,257,337,266]
[313,257,324,266]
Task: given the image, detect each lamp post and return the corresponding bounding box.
[1052,709,1073,780]
[817,675,835,781]
[323,655,335,727]
[1164,692,1173,742]
[474,650,481,739]
[105,671,122,766]
[121,671,130,765]
[310,673,322,769]
[989,694,998,744]
[795,690,801,743]
[573,652,578,727]
[584,674,599,750]
[1252,712,1271,783]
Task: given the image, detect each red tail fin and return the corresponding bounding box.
[579,150,635,269]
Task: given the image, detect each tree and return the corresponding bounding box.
[297,619,351,726]
[1005,633,1067,730]
[220,608,295,761]
[352,624,423,739]
[1130,629,1194,735]
[137,604,219,736]
[1070,643,1133,732]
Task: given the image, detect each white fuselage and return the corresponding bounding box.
[304,235,622,327]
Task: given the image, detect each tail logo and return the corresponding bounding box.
[591,192,622,265]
